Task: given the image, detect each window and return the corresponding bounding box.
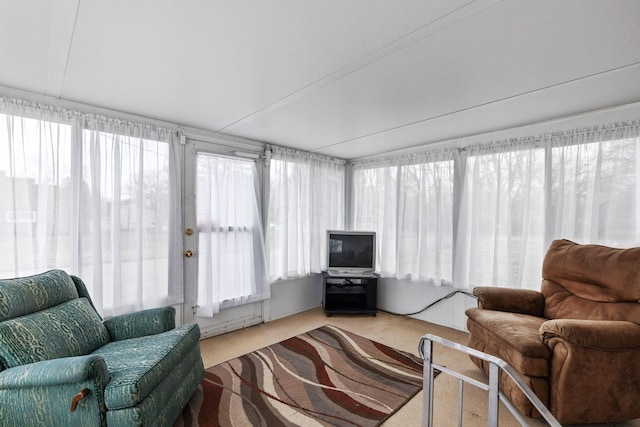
[398,160,454,284]
[352,121,640,290]
[352,164,398,277]
[80,129,175,315]
[550,137,639,245]
[457,147,545,290]
[0,113,73,275]
[0,99,182,317]
[267,147,345,280]
[353,154,454,283]
[195,153,269,316]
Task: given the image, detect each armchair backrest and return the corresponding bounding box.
[0,269,80,321]
[0,270,110,371]
[541,239,640,324]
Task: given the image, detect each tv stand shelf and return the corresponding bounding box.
[322,273,377,316]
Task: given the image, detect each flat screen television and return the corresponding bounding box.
[326,230,376,276]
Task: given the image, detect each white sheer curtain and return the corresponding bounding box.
[0,97,183,317]
[81,117,183,316]
[455,143,546,290]
[351,160,398,277]
[352,120,640,290]
[397,151,455,284]
[267,146,345,280]
[195,154,269,317]
[0,102,76,276]
[547,122,640,248]
[352,150,455,282]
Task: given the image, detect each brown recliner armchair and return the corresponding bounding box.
[465,239,640,425]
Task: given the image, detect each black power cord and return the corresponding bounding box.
[378,289,477,316]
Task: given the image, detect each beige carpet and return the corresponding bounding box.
[190,307,640,427]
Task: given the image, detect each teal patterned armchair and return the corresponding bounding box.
[0,270,205,426]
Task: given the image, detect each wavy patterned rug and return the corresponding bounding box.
[175,324,426,426]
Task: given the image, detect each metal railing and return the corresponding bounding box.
[418,334,561,427]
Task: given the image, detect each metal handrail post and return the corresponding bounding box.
[488,363,499,427]
[420,337,434,427]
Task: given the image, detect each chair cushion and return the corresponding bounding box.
[0,269,78,322]
[92,323,201,410]
[466,307,549,377]
[542,280,640,324]
[542,239,640,303]
[0,298,111,368]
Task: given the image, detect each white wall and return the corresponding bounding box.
[261,274,477,331]
[376,278,477,330]
[265,275,323,321]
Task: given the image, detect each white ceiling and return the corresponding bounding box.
[1,0,640,159]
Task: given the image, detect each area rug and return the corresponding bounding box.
[175,324,427,426]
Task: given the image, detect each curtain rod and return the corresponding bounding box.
[351,101,640,163]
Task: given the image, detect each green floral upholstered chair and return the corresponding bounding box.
[0,269,204,426]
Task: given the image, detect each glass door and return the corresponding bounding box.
[183,139,267,339]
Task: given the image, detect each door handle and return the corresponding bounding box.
[184,250,194,258]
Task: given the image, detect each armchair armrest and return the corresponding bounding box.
[0,355,109,389]
[541,319,640,350]
[473,286,545,316]
[540,319,640,423]
[104,306,176,341]
[0,356,109,425]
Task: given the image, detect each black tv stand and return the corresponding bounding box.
[322,272,377,316]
